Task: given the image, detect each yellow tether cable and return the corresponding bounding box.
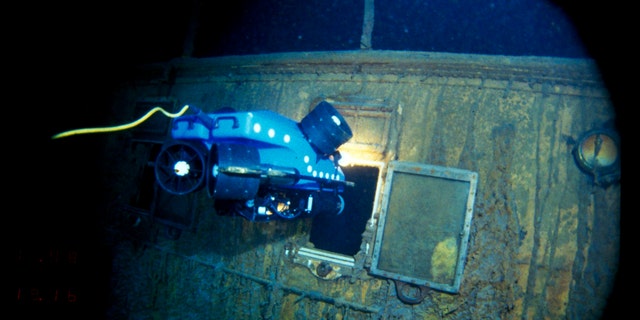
[51,105,191,139]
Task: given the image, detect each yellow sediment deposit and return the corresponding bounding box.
[430,237,458,284]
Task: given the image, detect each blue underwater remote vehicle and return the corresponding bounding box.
[154,101,354,221]
[54,101,354,222]
[155,101,352,221]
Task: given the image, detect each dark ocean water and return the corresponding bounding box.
[106,0,592,61]
[24,0,614,66]
[193,0,589,58]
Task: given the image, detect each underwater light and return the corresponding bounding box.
[337,151,353,167]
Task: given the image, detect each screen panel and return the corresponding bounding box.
[370,161,477,293]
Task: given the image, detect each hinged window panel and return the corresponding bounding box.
[370,161,478,293]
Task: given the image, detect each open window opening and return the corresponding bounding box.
[308,163,381,256]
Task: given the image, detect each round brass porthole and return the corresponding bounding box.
[573,129,620,187]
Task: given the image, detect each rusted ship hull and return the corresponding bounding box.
[98,50,619,319]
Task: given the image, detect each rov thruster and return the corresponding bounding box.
[153,101,354,221]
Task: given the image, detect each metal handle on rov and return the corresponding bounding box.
[214,115,239,129]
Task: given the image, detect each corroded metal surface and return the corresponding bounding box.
[103,50,619,319]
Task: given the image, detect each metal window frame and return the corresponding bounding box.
[369,161,478,293]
